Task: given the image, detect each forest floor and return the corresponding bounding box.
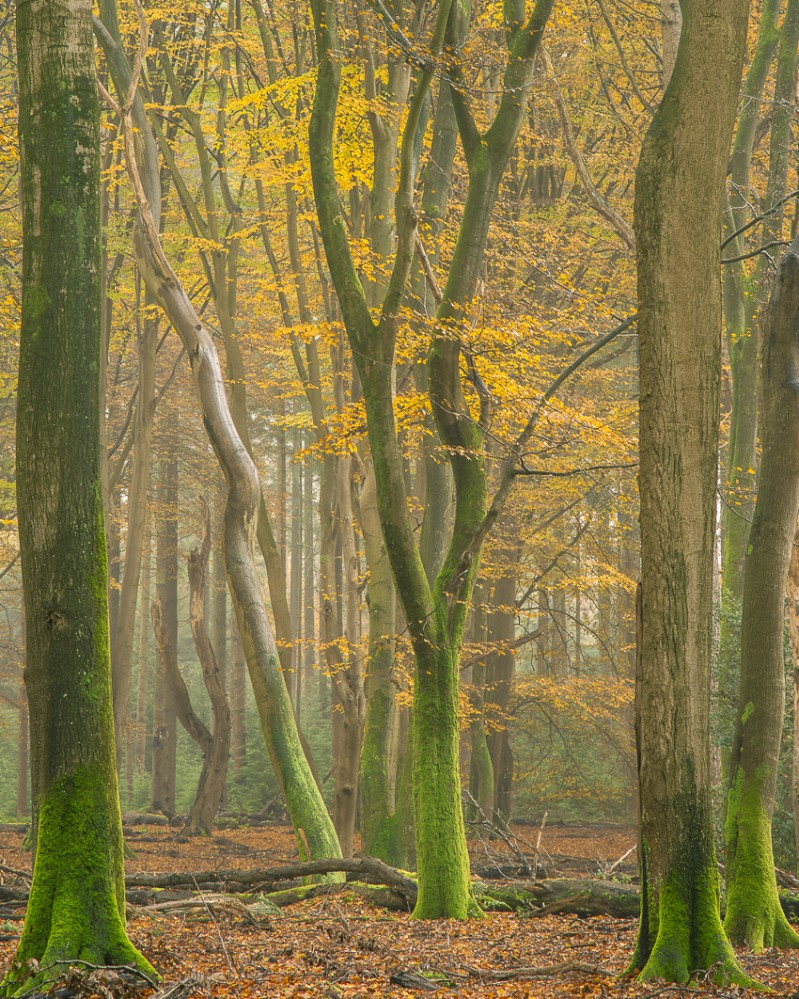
[0,820,796,998]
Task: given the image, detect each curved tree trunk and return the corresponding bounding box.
[724,239,799,951]
[8,0,153,986]
[95,0,342,870]
[631,0,751,981]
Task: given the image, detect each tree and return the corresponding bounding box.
[96,0,343,869]
[630,0,751,982]
[309,0,555,917]
[4,0,154,988]
[724,233,799,950]
[723,0,799,951]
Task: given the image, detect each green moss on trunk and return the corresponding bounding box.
[411,632,476,920]
[3,770,155,994]
[725,768,799,949]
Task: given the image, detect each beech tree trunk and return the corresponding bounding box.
[96,0,342,870]
[724,237,799,951]
[150,459,177,818]
[8,0,153,985]
[631,0,751,981]
[309,0,554,917]
[186,504,231,835]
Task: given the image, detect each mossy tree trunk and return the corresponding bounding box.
[724,237,799,951]
[631,0,751,982]
[8,0,154,988]
[309,0,554,917]
[96,0,342,870]
[723,0,799,949]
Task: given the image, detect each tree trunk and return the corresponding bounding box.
[150,460,177,818]
[16,695,28,820]
[631,0,751,980]
[111,288,157,766]
[487,566,517,822]
[9,0,153,983]
[134,521,152,776]
[359,460,400,861]
[185,504,232,835]
[96,0,342,870]
[724,239,799,951]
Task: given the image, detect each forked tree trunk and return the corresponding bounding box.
[631,0,751,981]
[9,0,153,984]
[724,239,799,951]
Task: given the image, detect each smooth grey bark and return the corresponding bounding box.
[96,0,342,869]
[150,459,178,818]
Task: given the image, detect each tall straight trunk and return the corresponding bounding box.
[359,459,399,860]
[111,288,157,765]
[134,521,152,774]
[724,239,799,951]
[468,586,494,821]
[630,0,751,980]
[16,696,28,820]
[9,0,153,981]
[151,459,178,818]
[288,433,303,705]
[718,0,782,754]
[231,621,247,774]
[302,454,316,708]
[211,484,228,806]
[331,454,365,857]
[186,522,232,835]
[487,566,517,822]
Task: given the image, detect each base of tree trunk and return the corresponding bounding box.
[630,873,758,987]
[1,771,155,997]
[725,775,799,950]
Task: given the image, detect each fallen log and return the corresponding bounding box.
[124,857,418,904]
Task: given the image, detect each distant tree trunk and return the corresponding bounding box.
[111,286,157,766]
[151,459,177,818]
[16,695,28,820]
[724,238,799,951]
[487,565,517,822]
[186,504,231,834]
[288,434,303,705]
[9,0,153,981]
[134,521,152,775]
[97,0,342,869]
[231,622,247,774]
[630,0,751,980]
[302,454,316,712]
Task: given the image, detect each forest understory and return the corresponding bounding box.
[0,822,796,999]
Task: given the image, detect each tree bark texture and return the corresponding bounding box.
[185,503,232,835]
[724,239,799,951]
[632,0,750,982]
[9,0,153,985]
[96,0,342,870]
